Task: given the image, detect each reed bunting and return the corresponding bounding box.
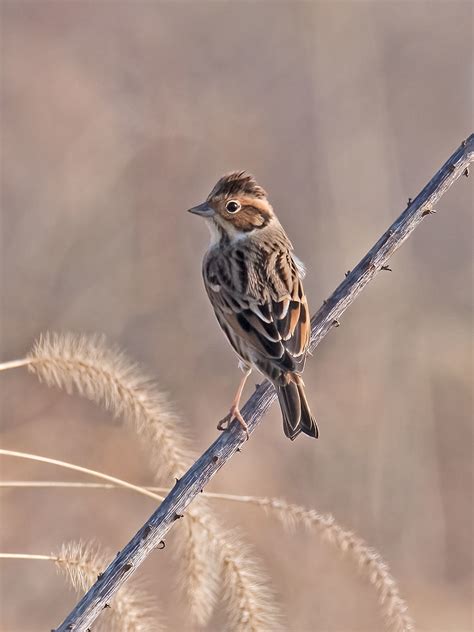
[188,171,318,441]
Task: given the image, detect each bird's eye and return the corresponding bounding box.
[225,200,241,214]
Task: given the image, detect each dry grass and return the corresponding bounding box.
[55,540,163,632]
[27,332,190,480]
[0,542,163,632]
[11,332,283,630]
[0,474,415,632]
[0,332,415,631]
[218,531,284,631]
[0,448,165,502]
[252,497,414,632]
[175,501,221,625]
[185,510,284,631]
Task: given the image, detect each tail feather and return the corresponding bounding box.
[277,381,301,440]
[276,377,318,440]
[297,380,319,439]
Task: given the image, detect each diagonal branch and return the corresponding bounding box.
[55,134,474,631]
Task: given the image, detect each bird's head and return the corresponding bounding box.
[188,171,274,240]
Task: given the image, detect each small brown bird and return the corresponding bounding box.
[188,171,318,440]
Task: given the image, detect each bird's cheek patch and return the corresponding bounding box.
[233,208,266,230]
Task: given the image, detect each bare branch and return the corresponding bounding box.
[55,134,474,631]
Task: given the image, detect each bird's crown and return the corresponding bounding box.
[208,171,267,201]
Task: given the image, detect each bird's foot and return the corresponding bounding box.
[217,405,249,440]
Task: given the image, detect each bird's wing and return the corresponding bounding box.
[204,248,310,375]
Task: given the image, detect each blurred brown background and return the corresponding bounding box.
[0,1,472,631]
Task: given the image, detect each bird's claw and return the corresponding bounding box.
[217,413,231,432]
[217,406,249,440]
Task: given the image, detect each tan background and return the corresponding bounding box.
[0,1,472,631]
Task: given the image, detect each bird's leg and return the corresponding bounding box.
[217,367,252,439]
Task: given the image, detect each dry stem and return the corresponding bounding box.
[2,134,472,631]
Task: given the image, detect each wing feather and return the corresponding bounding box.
[204,244,310,377]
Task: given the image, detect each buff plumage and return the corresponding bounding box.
[188,171,318,440]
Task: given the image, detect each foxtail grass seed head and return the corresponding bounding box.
[27,332,280,629]
[56,540,163,632]
[28,332,191,482]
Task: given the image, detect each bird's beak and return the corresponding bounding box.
[187,202,215,217]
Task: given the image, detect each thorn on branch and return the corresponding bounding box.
[332,319,340,328]
[212,455,219,463]
[381,265,392,272]
[345,270,351,277]
[104,603,111,609]
[463,166,469,177]
[406,197,412,207]
[173,513,184,521]
[462,139,467,147]
[97,572,104,581]
[421,208,437,217]
[156,540,166,550]
[448,164,456,173]
[122,563,133,572]
[236,447,241,452]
